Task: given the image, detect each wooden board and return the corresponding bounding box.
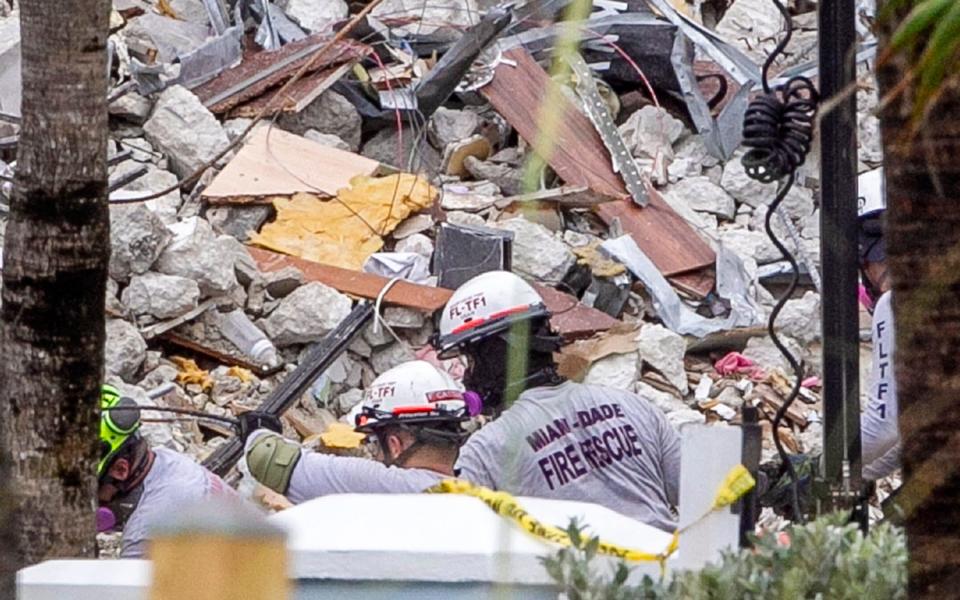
[249,247,616,339]
[202,127,380,200]
[193,36,369,114]
[480,48,716,294]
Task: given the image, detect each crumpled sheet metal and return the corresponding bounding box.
[249,174,438,270]
[601,235,762,338]
[642,0,761,85]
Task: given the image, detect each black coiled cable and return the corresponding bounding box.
[740,0,818,523]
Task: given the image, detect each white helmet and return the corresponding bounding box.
[355,361,468,432]
[435,271,550,358]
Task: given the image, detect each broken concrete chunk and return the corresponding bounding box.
[463,156,524,196]
[116,165,182,224]
[661,176,736,220]
[206,205,272,242]
[493,217,575,282]
[337,388,364,415]
[743,334,804,374]
[278,90,361,152]
[105,319,147,381]
[303,129,351,151]
[363,321,395,348]
[278,0,347,33]
[109,204,172,281]
[383,307,425,329]
[393,214,434,239]
[666,408,706,430]
[720,151,815,218]
[370,342,416,375]
[776,291,821,344]
[636,381,689,415]
[122,272,200,319]
[441,180,500,212]
[637,324,688,394]
[394,233,434,258]
[154,217,238,296]
[119,138,157,164]
[619,106,687,160]
[715,0,785,65]
[258,282,352,346]
[362,125,441,171]
[109,91,153,124]
[263,266,304,298]
[429,107,480,147]
[583,352,639,392]
[446,211,487,228]
[143,85,230,179]
[719,228,781,264]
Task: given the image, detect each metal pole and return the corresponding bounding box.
[818,0,862,510]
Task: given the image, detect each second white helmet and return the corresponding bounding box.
[435,271,549,358]
[355,361,467,432]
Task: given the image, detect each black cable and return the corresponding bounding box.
[739,0,817,523]
[104,405,240,427]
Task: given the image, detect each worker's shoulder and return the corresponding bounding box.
[523,380,655,407]
[150,446,217,481]
[874,290,893,318]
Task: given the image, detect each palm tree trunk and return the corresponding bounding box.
[0,0,111,581]
[876,3,960,596]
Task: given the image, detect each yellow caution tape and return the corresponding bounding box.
[711,464,756,511]
[429,464,756,572]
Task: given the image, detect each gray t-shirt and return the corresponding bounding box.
[288,450,448,503]
[121,447,238,557]
[244,431,446,503]
[455,381,681,531]
[862,291,899,480]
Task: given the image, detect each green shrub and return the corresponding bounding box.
[541,514,906,599]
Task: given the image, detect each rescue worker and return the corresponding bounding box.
[98,384,239,557]
[759,169,897,517]
[242,360,473,502]
[436,271,682,531]
[857,168,898,480]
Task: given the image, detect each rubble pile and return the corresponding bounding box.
[0,0,883,503]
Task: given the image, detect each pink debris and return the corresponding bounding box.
[414,346,466,381]
[858,284,874,312]
[801,376,821,389]
[714,351,765,379]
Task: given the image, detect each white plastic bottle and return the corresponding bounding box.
[215,309,279,367]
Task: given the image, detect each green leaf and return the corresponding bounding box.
[888,0,953,56]
[914,0,960,121]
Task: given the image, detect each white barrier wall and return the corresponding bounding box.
[18,426,744,598]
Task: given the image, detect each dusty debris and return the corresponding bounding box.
[106,318,148,381]
[143,85,230,179]
[154,217,239,295]
[258,281,352,346]
[122,272,201,320]
[492,217,574,282]
[109,204,172,281]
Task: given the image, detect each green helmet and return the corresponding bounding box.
[99,384,141,477]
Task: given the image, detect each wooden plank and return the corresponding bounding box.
[248,247,616,339]
[250,246,451,311]
[228,63,352,119]
[202,127,380,200]
[480,48,716,292]
[193,36,369,114]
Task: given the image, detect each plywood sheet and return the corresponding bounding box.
[202,127,380,200]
